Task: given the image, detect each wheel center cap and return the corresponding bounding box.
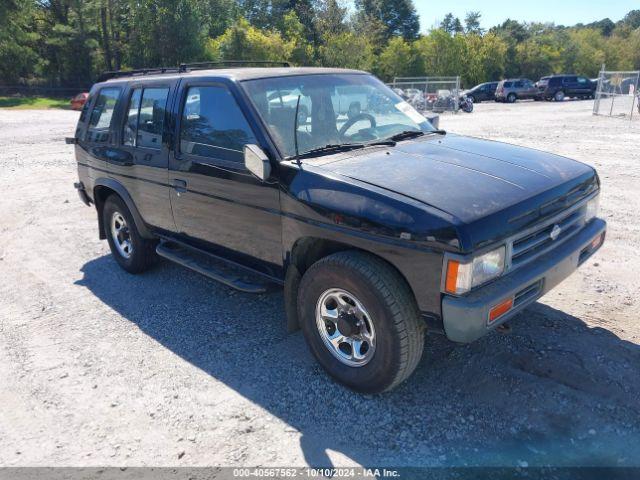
[337,311,360,337]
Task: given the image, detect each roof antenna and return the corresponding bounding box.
[293,94,301,165]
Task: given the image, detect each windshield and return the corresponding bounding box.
[242,73,436,158]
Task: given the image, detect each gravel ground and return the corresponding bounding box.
[0,100,639,468]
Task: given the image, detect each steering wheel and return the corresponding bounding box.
[338,113,376,139]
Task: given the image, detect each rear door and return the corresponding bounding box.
[108,80,177,232]
[522,79,537,98]
[168,80,283,276]
[577,76,591,95]
[81,86,123,181]
[563,76,578,95]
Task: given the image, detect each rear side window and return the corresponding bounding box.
[122,87,169,149]
[180,86,257,161]
[503,81,513,88]
[86,87,121,143]
[514,81,523,88]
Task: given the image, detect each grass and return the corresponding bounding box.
[0,96,71,110]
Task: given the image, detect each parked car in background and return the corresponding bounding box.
[536,75,596,101]
[495,79,537,103]
[464,82,498,103]
[70,92,89,110]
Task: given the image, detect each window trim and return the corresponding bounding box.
[121,84,171,150]
[84,86,122,143]
[175,81,259,170]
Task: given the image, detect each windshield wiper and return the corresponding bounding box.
[298,140,396,158]
[300,143,367,157]
[387,129,446,142]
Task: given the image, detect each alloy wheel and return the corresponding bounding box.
[315,288,376,367]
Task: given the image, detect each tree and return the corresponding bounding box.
[283,10,314,65]
[0,0,40,83]
[126,0,210,68]
[376,36,421,81]
[440,13,463,35]
[316,0,348,36]
[208,17,290,62]
[620,9,640,29]
[354,0,420,40]
[464,11,483,34]
[318,31,374,70]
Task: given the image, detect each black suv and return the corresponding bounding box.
[536,75,596,101]
[70,63,606,393]
[464,81,498,103]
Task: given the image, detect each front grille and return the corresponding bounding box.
[508,204,587,270]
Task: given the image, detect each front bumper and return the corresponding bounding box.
[442,218,606,343]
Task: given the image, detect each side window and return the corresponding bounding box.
[137,88,169,149]
[123,89,142,146]
[86,87,121,143]
[578,77,588,84]
[180,86,257,161]
[514,81,523,88]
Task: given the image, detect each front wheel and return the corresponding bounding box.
[298,251,425,393]
[507,93,517,103]
[554,90,565,102]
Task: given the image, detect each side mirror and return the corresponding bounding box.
[244,144,271,181]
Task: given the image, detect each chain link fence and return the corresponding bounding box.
[593,68,640,120]
[386,76,461,114]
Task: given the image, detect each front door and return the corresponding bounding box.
[169,81,282,276]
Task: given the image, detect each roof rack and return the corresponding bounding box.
[97,66,181,82]
[97,60,290,82]
[178,60,290,72]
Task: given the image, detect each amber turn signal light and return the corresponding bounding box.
[445,260,460,294]
[488,297,514,323]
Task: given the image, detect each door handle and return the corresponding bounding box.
[172,179,187,195]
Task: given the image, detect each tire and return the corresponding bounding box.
[297,251,425,393]
[507,93,517,103]
[554,90,565,102]
[103,194,157,274]
[467,95,476,104]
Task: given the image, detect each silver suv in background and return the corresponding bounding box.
[495,78,538,103]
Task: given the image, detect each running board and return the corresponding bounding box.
[156,242,271,293]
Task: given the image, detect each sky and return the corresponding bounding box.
[411,0,636,32]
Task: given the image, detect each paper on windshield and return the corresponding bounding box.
[395,101,428,125]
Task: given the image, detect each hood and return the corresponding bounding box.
[306,134,598,248]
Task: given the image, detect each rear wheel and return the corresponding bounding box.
[507,93,517,103]
[103,195,156,273]
[298,251,425,393]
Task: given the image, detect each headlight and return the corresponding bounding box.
[444,246,506,295]
[585,195,600,223]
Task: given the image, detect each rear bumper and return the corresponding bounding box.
[441,218,606,343]
[74,182,91,206]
